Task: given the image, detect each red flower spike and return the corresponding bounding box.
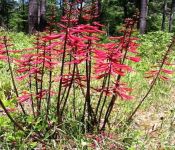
[16,74,29,81]
[159,75,170,81]
[92,21,104,27]
[127,56,141,62]
[161,69,173,74]
[43,34,62,41]
[113,83,133,100]
[18,91,31,103]
[0,55,7,60]
[36,90,47,99]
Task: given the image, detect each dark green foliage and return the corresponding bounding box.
[100,0,136,35]
[0,0,28,32]
[0,0,175,34]
[0,0,17,28]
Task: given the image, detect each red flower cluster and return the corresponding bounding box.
[0,0,142,130]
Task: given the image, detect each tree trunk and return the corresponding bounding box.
[38,0,46,31]
[28,0,38,34]
[40,0,46,19]
[169,0,175,32]
[139,0,148,34]
[161,0,167,31]
[28,0,46,34]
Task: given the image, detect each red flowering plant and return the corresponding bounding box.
[127,37,175,123]
[0,0,142,135]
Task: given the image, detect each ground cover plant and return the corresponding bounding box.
[0,0,175,149]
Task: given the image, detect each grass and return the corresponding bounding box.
[0,30,175,149]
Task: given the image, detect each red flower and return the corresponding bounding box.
[18,91,31,103]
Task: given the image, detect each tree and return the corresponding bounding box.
[38,0,46,32]
[140,0,148,34]
[169,0,175,32]
[28,0,46,34]
[28,0,38,34]
[162,0,167,31]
